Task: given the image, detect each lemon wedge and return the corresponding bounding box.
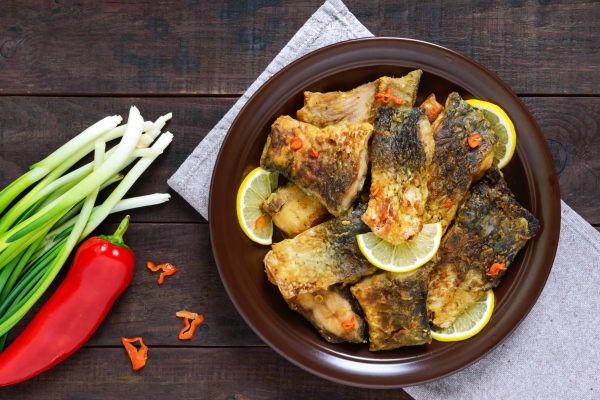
[356,222,442,273]
[236,167,278,245]
[431,290,495,342]
[466,99,517,169]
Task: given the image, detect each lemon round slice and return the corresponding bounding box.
[356,222,442,273]
[466,99,517,169]
[236,167,279,245]
[431,290,495,342]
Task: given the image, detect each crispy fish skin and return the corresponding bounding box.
[427,166,540,328]
[287,285,367,344]
[296,70,422,128]
[350,265,432,351]
[260,116,373,216]
[420,93,445,123]
[261,182,329,238]
[424,92,498,232]
[264,204,376,299]
[362,107,435,244]
[296,80,379,128]
[375,70,422,109]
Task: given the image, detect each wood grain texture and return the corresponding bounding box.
[6,223,264,347]
[1,96,599,223]
[0,96,238,223]
[0,0,598,95]
[0,347,414,399]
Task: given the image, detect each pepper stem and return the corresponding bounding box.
[98,215,130,249]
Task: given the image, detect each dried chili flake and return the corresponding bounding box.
[468,133,482,148]
[341,316,356,330]
[486,262,507,276]
[290,137,303,150]
[146,261,178,284]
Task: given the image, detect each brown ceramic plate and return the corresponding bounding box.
[209,38,560,388]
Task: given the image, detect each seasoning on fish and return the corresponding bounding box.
[287,285,367,344]
[261,182,329,238]
[361,107,435,244]
[427,166,540,328]
[423,92,498,233]
[296,70,422,128]
[263,204,376,299]
[260,116,373,216]
[350,265,433,351]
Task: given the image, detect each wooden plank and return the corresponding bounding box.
[1,96,599,223]
[0,96,238,223]
[6,223,264,347]
[0,347,414,399]
[0,0,598,95]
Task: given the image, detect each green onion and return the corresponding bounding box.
[0,107,173,348]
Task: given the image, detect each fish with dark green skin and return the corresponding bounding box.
[260,116,373,216]
[423,92,498,233]
[296,70,423,128]
[350,265,433,351]
[287,284,367,344]
[427,166,540,329]
[361,107,435,244]
[264,204,376,300]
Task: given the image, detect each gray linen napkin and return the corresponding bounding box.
[169,1,600,398]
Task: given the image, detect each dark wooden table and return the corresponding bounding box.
[0,1,598,398]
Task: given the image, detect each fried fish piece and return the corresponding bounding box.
[260,116,373,216]
[427,166,540,328]
[296,70,422,128]
[287,285,367,344]
[264,204,377,299]
[420,93,445,123]
[423,92,498,232]
[350,265,432,351]
[296,80,379,128]
[375,70,422,110]
[361,107,435,244]
[262,182,329,238]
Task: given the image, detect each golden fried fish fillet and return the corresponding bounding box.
[361,107,435,244]
[420,93,445,123]
[287,285,367,344]
[264,204,376,299]
[261,182,329,238]
[296,70,422,128]
[423,92,498,232]
[351,265,432,351]
[260,116,373,216]
[427,166,540,328]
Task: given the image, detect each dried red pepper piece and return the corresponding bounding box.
[290,136,303,150]
[146,261,178,284]
[375,86,403,105]
[176,310,205,340]
[486,262,507,276]
[121,337,148,371]
[341,315,356,330]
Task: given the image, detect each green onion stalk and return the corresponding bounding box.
[0,107,173,349]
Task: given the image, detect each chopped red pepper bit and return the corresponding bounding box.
[176,310,205,340]
[371,185,383,197]
[146,261,178,285]
[310,147,319,158]
[468,133,482,148]
[290,136,303,150]
[341,315,356,330]
[444,201,453,208]
[254,215,267,231]
[121,337,148,371]
[375,87,403,105]
[486,262,507,276]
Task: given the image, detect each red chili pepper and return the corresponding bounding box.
[486,262,507,276]
[468,133,482,148]
[290,136,303,150]
[146,261,178,284]
[254,215,267,231]
[176,310,205,340]
[444,200,453,208]
[0,216,135,386]
[375,87,403,105]
[341,315,356,330]
[121,337,148,370]
[310,147,319,158]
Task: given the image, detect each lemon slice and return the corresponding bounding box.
[431,290,495,342]
[466,99,517,169]
[236,167,279,245]
[356,222,442,273]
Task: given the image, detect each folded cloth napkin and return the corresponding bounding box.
[169,1,599,398]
